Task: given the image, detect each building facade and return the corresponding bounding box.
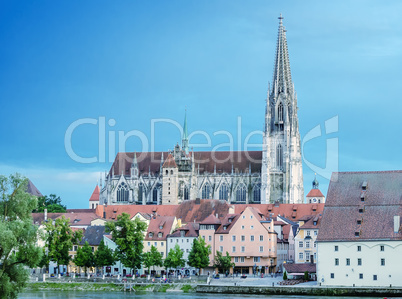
[98,16,304,207]
[317,171,402,287]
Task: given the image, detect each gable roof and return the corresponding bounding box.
[32,212,64,225]
[145,215,176,241]
[162,154,177,168]
[201,214,221,225]
[109,151,262,176]
[306,189,324,198]
[215,214,241,234]
[169,222,199,238]
[318,171,402,242]
[284,263,316,274]
[89,186,100,201]
[26,179,43,197]
[58,212,100,227]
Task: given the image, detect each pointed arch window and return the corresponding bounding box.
[219,183,229,201]
[202,183,211,199]
[278,102,284,122]
[253,184,261,203]
[152,187,158,204]
[138,183,143,202]
[184,185,189,200]
[117,182,129,202]
[236,185,247,202]
[276,144,283,169]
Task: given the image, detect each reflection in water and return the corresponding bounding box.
[19,291,379,299]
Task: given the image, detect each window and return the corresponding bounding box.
[330,273,334,279]
[220,235,223,242]
[240,257,244,263]
[208,236,212,242]
[236,185,247,202]
[299,253,303,260]
[250,235,254,241]
[253,257,260,262]
[259,246,264,252]
[73,245,78,251]
[307,230,311,236]
[161,242,164,246]
[148,242,150,246]
[346,258,350,266]
[250,215,253,219]
[161,252,164,257]
[170,239,173,243]
[158,232,162,238]
[219,246,223,252]
[241,235,245,242]
[232,246,236,252]
[154,242,157,246]
[241,225,245,230]
[380,245,384,252]
[242,215,245,219]
[306,241,310,248]
[250,225,254,229]
[187,239,189,243]
[314,241,317,248]
[357,258,362,266]
[241,246,245,252]
[334,245,338,251]
[278,102,283,122]
[234,257,239,262]
[260,235,264,241]
[117,182,129,202]
[381,258,385,266]
[314,230,318,236]
[219,183,229,201]
[299,241,303,248]
[357,246,361,252]
[184,185,189,200]
[335,258,339,266]
[202,184,211,199]
[276,144,283,168]
[202,236,205,240]
[176,239,179,243]
[373,275,377,281]
[253,184,261,203]
[232,236,236,242]
[359,273,363,279]
[91,247,94,252]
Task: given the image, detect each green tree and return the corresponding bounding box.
[94,240,115,275]
[213,251,234,274]
[34,194,66,213]
[187,237,210,275]
[74,241,94,275]
[164,244,185,276]
[0,174,42,298]
[143,245,163,275]
[304,271,309,281]
[283,270,288,280]
[44,215,82,274]
[105,213,147,275]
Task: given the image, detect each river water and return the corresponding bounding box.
[18,292,381,299]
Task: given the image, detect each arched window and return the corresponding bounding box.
[253,184,261,203]
[276,144,283,169]
[219,183,229,201]
[165,170,168,175]
[236,185,246,202]
[278,102,283,122]
[184,185,189,200]
[117,182,129,202]
[138,183,143,202]
[202,184,210,199]
[152,188,158,203]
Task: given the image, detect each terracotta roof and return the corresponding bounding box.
[26,179,43,197]
[215,214,241,234]
[162,154,177,168]
[284,263,316,274]
[169,222,199,238]
[32,212,64,225]
[201,214,221,225]
[233,203,325,221]
[89,186,100,201]
[109,151,262,176]
[99,204,178,221]
[145,215,176,241]
[300,215,321,229]
[306,189,324,198]
[58,212,100,227]
[318,171,402,242]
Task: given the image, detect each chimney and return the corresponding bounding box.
[394,216,400,233]
[44,208,47,222]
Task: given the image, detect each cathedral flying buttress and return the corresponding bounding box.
[99,15,304,206]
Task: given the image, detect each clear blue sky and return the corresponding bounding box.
[1,1,401,208]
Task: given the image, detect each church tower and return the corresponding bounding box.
[261,15,304,204]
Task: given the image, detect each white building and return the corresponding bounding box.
[317,171,402,287]
[97,15,304,207]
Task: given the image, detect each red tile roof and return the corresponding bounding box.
[284,263,316,274]
[201,214,221,225]
[162,154,177,168]
[57,212,100,227]
[215,214,241,234]
[169,222,199,238]
[145,215,176,241]
[109,151,262,176]
[306,189,324,198]
[89,185,100,201]
[318,171,402,242]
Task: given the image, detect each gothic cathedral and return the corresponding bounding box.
[99,16,304,206]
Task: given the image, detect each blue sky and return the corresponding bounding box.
[1,1,401,208]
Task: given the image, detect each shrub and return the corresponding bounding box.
[304,271,309,281]
[283,271,287,280]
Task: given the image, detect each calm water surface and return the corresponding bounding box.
[18,292,384,299]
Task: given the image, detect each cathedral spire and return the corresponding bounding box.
[182,109,189,154]
[272,14,293,97]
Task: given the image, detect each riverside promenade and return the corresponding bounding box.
[199,276,402,297]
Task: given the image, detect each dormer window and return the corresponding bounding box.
[359,208,364,213]
[158,232,163,238]
[159,225,163,229]
[357,220,362,225]
[313,221,317,226]
[223,226,227,230]
[180,231,185,237]
[362,181,367,190]
[149,232,153,238]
